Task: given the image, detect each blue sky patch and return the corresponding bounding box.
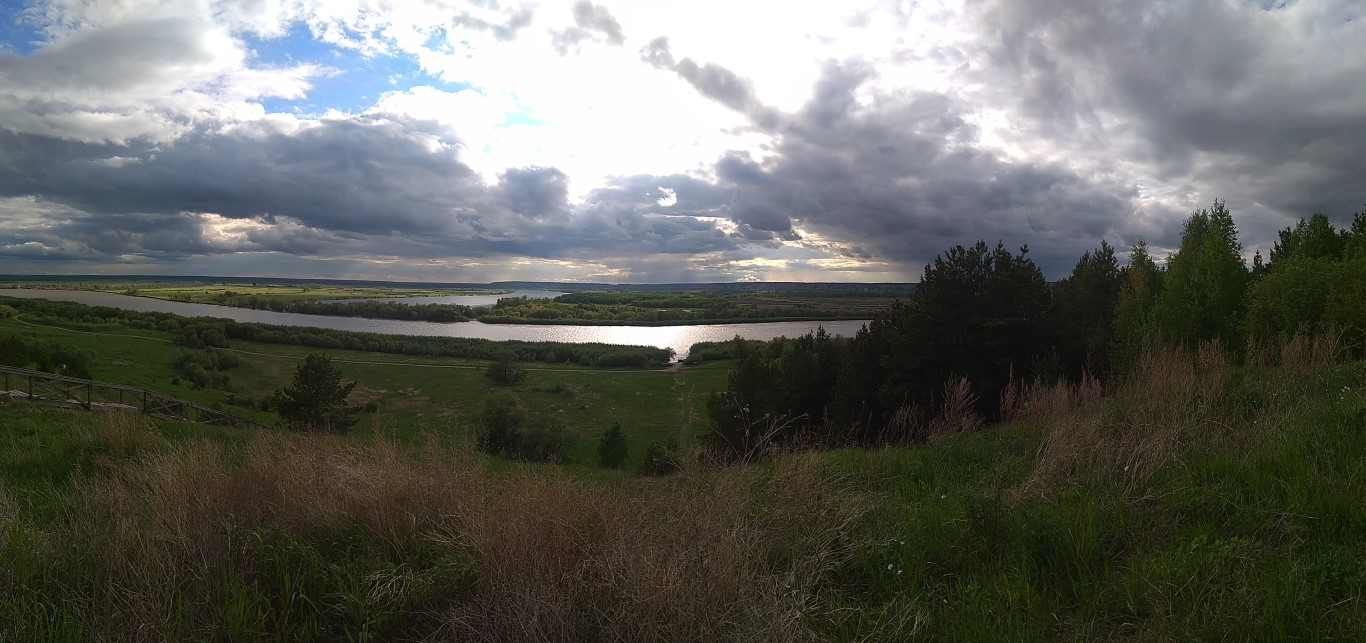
[243,24,470,115]
[0,5,45,55]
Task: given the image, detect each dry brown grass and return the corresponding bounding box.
[1024,342,1241,496]
[928,377,981,442]
[78,409,166,456]
[881,403,929,445]
[1280,327,1347,376]
[42,424,869,641]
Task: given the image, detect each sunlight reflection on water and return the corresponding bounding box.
[1,289,869,360]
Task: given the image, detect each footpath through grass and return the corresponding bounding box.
[1,344,1363,640]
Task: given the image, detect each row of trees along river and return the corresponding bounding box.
[690,201,1366,461]
[174,288,889,325]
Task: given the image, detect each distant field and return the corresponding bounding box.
[0,313,729,466]
[118,283,504,304]
[0,278,506,302]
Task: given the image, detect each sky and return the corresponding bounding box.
[0,0,1363,283]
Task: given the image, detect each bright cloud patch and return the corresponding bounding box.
[0,0,1363,281]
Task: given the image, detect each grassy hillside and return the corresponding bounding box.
[1,341,1363,640]
[0,314,726,466]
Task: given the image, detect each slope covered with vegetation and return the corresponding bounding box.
[1,339,1362,640]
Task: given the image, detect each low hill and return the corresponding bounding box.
[2,345,1362,640]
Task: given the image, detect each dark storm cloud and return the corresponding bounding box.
[973,0,1366,239]
[581,173,733,217]
[0,117,487,236]
[678,60,1140,276]
[496,166,569,218]
[639,37,778,127]
[0,107,755,269]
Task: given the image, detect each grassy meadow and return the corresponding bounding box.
[1,315,1364,639]
[0,279,503,304]
[0,313,727,466]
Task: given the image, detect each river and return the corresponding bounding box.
[0,289,870,360]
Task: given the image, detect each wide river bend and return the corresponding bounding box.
[0,289,870,361]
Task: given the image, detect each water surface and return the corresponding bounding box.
[1,289,869,360]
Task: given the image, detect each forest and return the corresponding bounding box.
[699,201,1366,459]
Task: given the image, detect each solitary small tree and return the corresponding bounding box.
[273,353,358,433]
[597,423,628,469]
[485,357,527,385]
[478,392,524,456]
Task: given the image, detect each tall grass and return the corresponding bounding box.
[1,412,869,641]
[2,332,1364,640]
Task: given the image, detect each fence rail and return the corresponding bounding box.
[0,365,264,428]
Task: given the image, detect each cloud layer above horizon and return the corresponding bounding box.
[2,0,1364,282]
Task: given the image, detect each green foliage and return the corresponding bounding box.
[896,240,1052,417]
[1245,257,1337,338]
[597,422,628,469]
[273,354,358,433]
[1246,212,1366,349]
[1270,211,1346,268]
[171,320,230,348]
[484,358,527,385]
[477,392,524,457]
[170,348,241,390]
[683,335,767,364]
[481,290,887,324]
[1152,200,1248,346]
[1347,208,1366,260]
[1112,240,1163,371]
[639,437,680,476]
[0,333,93,378]
[1052,241,1121,376]
[516,415,568,463]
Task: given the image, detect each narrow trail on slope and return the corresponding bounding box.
[671,368,697,444]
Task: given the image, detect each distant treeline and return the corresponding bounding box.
[209,296,475,322]
[0,297,673,368]
[481,295,871,324]
[698,200,1366,460]
[193,291,881,325]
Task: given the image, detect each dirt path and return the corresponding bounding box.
[671,366,696,443]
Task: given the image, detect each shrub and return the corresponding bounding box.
[485,358,528,385]
[639,438,680,476]
[517,416,568,463]
[597,423,628,469]
[477,392,524,457]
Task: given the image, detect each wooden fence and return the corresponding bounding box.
[0,364,264,428]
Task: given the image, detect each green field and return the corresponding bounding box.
[1,351,1363,639]
[0,313,728,466]
[116,282,502,303]
[3,305,1366,640]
